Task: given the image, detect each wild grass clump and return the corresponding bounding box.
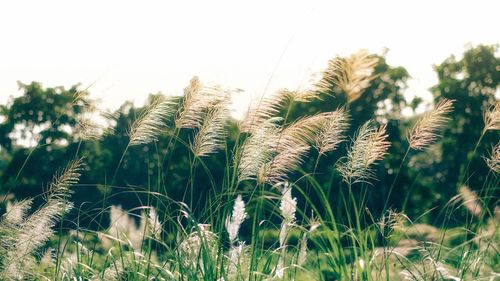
[0,49,498,281]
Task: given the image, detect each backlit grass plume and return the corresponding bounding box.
[407,99,454,150]
[225,195,247,279]
[239,90,290,133]
[0,158,82,280]
[275,182,297,278]
[485,141,500,173]
[127,96,176,146]
[175,76,230,129]
[191,103,229,157]
[337,120,390,184]
[484,101,500,131]
[258,112,346,184]
[315,108,349,154]
[237,118,281,182]
[317,49,378,103]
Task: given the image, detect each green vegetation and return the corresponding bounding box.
[0,45,498,280]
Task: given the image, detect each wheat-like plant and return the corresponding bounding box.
[191,103,229,157]
[485,141,500,173]
[316,49,378,103]
[459,186,483,217]
[237,118,281,182]
[175,76,229,129]
[225,195,247,244]
[407,99,454,150]
[274,182,297,278]
[225,195,248,279]
[0,158,82,280]
[297,215,320,268]
[258,145,310,185]
[484,101,500,131]
[147,207,162,240]
[315,108,349,154]
[337,120,390,184]
[127,96,176,146]
[239,90,290,133]
[257,112,346,184]
[75,109,117,141]
[3,199,33,226]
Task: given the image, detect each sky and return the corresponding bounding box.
[0,0,498,114]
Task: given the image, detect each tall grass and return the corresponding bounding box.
[0,50,498,281]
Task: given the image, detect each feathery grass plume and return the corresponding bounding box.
[459,186,483,217]
[225,195,248,279]
[73,93,118,141]
[227,242,249,279]
[297,216,320,267]
[239,89,290,133]
[225,195,247,244]
[127,96,176,146]
[1,158,82,280]
[315,108,349,154]
[407,99,454,150]
[257,112,342,184]
[105,205,145,250]
[75,109,117,141]
[484,101,500,131]
[275,182,297,278]
[257,145,309,185]
[279,112,342,148]
[485,141,500,173]
[237,118,281,182]
[3,199,33,225]
[191,102,230,157]
[337,120,390,184]
[316,49,378,103]
[147,207,162,240]
[178,224,218,273]
[175,76,230,128]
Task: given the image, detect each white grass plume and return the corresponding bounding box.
[459,186,483,217]
[225,196,248,279]
[176,76,230,129]
[337,120,390,184]
[485,141,500,173]
[191,103,229,157]
[1,158,82,280]
[315,109,349,154]
[3,199,33,225]
[127,96,176,146]
[237,118,281,182]
[316,49,378,103]
[73,94,118,141]
[484,101,500,131]
[239,90,290,133]
[106,205,145,250]
[75,109,117,141]
[297,216,320,267]
[408,99,454,150]
[147,207,162,240]
[275,182,297,278]
[225,195,247,244]
[257,112,344,185]
[258,145,309,185]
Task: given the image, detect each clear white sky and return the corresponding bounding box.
[0,0,498,113]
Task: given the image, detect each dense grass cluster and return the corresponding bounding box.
[0,50,499,280]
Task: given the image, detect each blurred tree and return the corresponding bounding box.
[0,82,86,199]
[428,44,499,215]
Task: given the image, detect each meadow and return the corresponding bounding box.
[0,47,498,280]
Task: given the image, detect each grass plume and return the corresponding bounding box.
[407,99,454,150]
